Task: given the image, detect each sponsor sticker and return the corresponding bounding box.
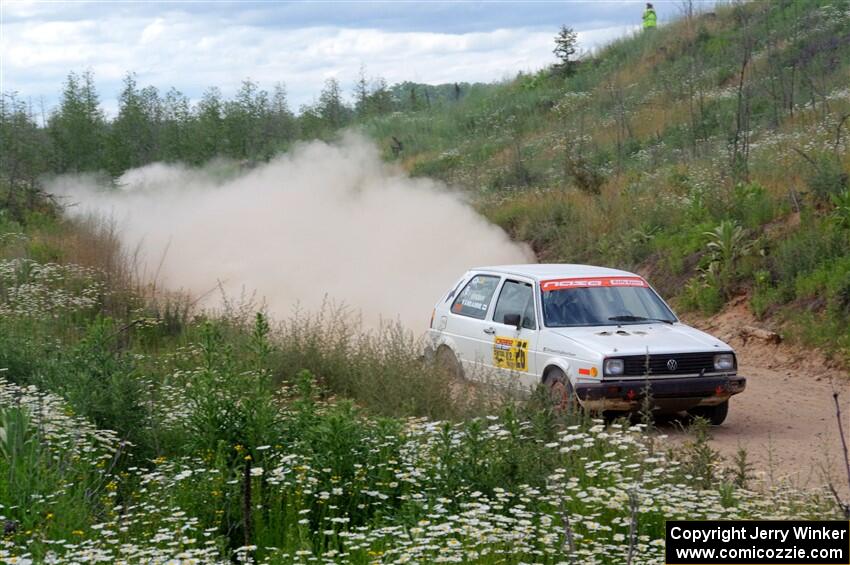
[493,336,529,372]
[540,276,648,292]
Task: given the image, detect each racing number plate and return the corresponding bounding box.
[493,336,529,372]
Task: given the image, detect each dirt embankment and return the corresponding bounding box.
[674,296,850,491]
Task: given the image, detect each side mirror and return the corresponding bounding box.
[503,313,522,329]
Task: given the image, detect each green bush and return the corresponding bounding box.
[729,182,778,228]
[805,155,848,202]
[681,276,725,314]
[750,269,781,319]
[769,217,847,286]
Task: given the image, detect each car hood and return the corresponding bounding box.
[549,323,731,356]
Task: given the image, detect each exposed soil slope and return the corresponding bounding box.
[675,297,850,490]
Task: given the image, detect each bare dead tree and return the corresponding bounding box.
[730,29,754,181]
[243,461,254,548]
[833,113,850,155]
[626,490,639,565]
[678,0,695,23]
[559,494,577,562]
[828,392,850,518]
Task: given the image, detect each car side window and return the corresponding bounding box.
[451,275,500,319]
[493,280,536,330]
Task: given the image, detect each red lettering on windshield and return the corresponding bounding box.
[540,276,648,292]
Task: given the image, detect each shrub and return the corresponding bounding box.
[729,182,778,228]
[681,276,725,314]
[750,269,781,319]
[183,315,283,457]
[703,219,753,296]
[805,155,848,202]
[831,189,850,229]
[769,217,846,285]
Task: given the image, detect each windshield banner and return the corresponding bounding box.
[540,276,648,292]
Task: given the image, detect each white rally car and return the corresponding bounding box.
[426,264,745,424]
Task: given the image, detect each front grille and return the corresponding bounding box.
[618,352,734,377]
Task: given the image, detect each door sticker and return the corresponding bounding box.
[493,336,529,372]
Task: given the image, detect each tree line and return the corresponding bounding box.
[0,68,475,213]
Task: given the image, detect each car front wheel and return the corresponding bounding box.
[544,368,578,412]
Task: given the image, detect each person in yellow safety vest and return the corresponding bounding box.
[643,2,657,29]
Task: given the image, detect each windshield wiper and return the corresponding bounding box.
[608,315,674,325]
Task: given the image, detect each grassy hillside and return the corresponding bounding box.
[362,0,850,362]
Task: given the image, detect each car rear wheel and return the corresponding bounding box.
[435,345,464,381]
[544,368,578,412]
[688,400,729,425]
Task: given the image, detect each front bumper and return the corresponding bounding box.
[575,375,746,412]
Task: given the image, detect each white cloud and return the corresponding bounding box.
[1,5,632,113]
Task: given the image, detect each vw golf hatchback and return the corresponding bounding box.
[426,264,745,424]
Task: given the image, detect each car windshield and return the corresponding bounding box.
[541,281,676,327]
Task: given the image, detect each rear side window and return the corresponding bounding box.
[493,280,536,329]
[451,275,500,319]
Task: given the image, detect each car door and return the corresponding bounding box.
[444,273,503,376]
[487,278,539,388]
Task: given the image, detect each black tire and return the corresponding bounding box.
[688,400,729,425]
[435,346,464,381]
[543,368,578,412]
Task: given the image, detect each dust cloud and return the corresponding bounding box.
[47,134,534,329]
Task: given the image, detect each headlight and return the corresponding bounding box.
[604,358,624,376]
[714,353,735,371]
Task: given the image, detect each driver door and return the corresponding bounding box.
[487,278,539,388]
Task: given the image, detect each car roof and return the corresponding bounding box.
[472,263,639,282]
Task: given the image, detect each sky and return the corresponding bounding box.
[0,1,673,117]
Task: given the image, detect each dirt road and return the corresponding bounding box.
[672,298,850,491]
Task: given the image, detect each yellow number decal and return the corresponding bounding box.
[493,336,529,372]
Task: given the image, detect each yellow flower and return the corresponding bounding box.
[234,444,244,453]
[72,530,85,536]
[106,481,118,492]
[45,513,54,520]
[244,455,252,461]
[154,456,167,465]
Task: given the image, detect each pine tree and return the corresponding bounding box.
[317,78,349,130]
[48,70,106,172]
[268,82,296,150]
[354,65,370,117]
[161,87,191,161]
[109,73,161,174]
[193,87,225,163]
[553,26,579,77]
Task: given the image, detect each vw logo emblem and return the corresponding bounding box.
[667,359,678,371]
